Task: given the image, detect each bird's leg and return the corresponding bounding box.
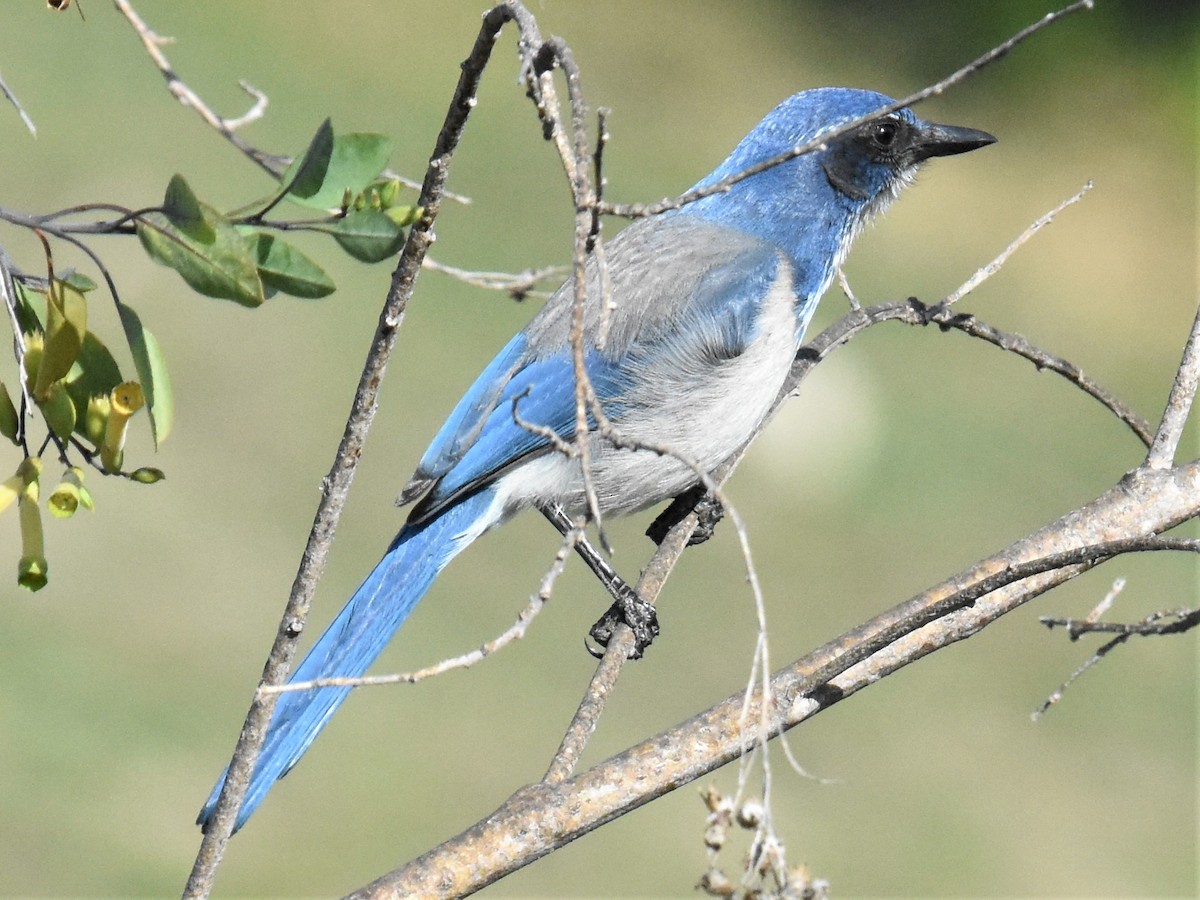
[644,482,725,547]
[539,504,660,658]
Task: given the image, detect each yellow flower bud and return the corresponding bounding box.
[17,458,46,591]
[47,467,87,519]
[101,382,145,473]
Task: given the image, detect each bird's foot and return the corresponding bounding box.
[586,583,660,659]
[645,483,725,547]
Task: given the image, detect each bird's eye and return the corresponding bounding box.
[871,120,898,148]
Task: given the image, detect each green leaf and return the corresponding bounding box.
[0,382,19,445]
[283,118,335,205]
[117,304,173,446]
[63,330,124,442]
[329,208,405,263]
[283,128,393,211]
[61,271,97,293]
[38,381,76,440]
[138,177,263,306]
[162,173,212,241]
[12,281,42,335]
[129,466,166,485]
[384,205,422,227]
[34,281,87,400]
[250,233,336,299]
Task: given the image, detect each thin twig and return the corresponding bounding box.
[837,268,861,311]
[598,1,1095,219]
[1040,605,1200,639]
[920,303,1155,447]
[422,258,566,299]
[0,66,36,136]
[0,249,32,416]
[945,181,1092,305]
[260,528,575,696]
[1032,605,1200,719]
[114,0,282,178]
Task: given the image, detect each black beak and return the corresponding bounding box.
[912,121,997,161]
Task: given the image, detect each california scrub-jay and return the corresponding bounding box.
[199,87,994,832]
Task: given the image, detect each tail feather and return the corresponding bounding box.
[198,487,499,832]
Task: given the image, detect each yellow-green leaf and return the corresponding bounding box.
[33,281,86,400]
[0,382,18,445]
[37,381,76,440]
[117,305,173,445]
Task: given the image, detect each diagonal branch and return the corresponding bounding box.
[180,5,527,895]
[1146,299,1200,468]
[0,65,36,136]
[348,459,1200,899]
[597,1,1094,219]
[114,0,281,178]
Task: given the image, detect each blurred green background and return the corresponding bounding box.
[0,1,1195,896]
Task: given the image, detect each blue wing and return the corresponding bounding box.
[402,215,788,523]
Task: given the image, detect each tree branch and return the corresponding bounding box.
[1146,299,1200,468]
[181,5,524,895]
[350,458,1200,898]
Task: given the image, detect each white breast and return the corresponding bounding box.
[496,255,799,520]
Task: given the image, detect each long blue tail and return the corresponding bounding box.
[197,487,498,832]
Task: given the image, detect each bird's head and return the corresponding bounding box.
[685,87,995,292]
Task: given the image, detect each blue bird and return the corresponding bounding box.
[199,87,994,832]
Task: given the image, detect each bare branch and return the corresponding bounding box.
[1033,604,1200,719]
[0,66,36,136]
[114,0,283,178]
[1040,605,1200,639]
[598,1,1095,220]
[181,5,527,894]
[350,460,1200,898]
[1146,300,1200,468]
[945,181,1092,305]
[421,258,567,299]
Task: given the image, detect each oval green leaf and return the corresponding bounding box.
[285,130,393,211]
[250,233,336,299]
[117,304,174,446]
[38,381,76,440]
[137,206,264,307]
[0,381,19,445]
[34,281,87,400]
[329,208,404,263]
